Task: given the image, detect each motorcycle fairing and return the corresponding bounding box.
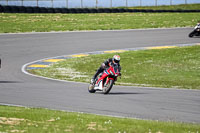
[94,79,103,90]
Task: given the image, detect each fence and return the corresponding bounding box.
[0,0,199,8]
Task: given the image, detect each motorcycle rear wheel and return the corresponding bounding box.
[103,79,114,94]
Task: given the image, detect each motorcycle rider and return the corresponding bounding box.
[91,55,121,84]
[195,21,200,28]
[189,20,200,37]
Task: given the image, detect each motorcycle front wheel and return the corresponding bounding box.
[188,31,195,37]
[88,84,96,93]
[103,79,114,94]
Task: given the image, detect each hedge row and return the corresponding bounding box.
[1,5,200,13]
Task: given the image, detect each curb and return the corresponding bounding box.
[22,43,200,77]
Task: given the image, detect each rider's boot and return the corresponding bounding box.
[91,67,104,84]
[91,78,95,84]
[91,72,99,84]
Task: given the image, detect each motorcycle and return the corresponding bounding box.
[88,63,120,94]
[188,25,200,38]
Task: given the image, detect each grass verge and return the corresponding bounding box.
[0,12,199,33]
[30,45,200,89]
[0,105,199,133]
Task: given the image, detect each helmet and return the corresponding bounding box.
[113,55,120,63]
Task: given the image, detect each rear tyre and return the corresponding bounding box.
[88,84,96,93]
[103,79,114,94]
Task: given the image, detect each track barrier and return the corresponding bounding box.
[0,5,200,13]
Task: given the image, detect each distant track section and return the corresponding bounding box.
[1,5,200,13]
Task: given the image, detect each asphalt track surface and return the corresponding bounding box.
[0,28,200,123]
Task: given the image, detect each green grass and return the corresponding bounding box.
[30,45,200,89]
[128,4,200,10]
[0,12,199,33]
[0,105,199,133]
[1,5,200,131]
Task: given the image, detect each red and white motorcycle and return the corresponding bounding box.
[88,63,121,94]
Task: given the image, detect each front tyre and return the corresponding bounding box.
[103,79,114,94]
[88,84,96,93]
[188,31,195,37]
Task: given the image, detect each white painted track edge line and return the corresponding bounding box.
[0,27,192,35]
[0,102,155,123]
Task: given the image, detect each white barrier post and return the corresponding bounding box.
[66,0,68,8]
[81,0,83,8]
[37,0,39,7]
[96,0,98,8]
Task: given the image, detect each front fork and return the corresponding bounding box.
[105,77,114,85]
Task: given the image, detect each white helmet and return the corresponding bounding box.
[113,55,120,63]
